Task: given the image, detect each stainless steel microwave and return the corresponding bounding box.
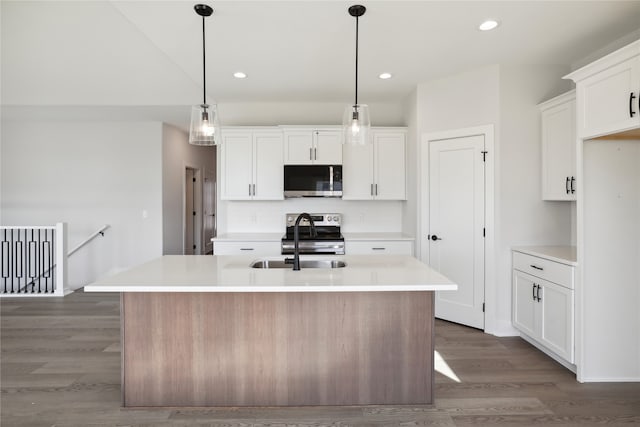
[283,165,343,198]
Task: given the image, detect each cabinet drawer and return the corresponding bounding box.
[346,241,413,255]
[513,252,574,289]
[213,241,280,256]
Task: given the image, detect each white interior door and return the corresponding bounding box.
[184,168,196,255]
[429,135,485,329]
[203,169,216,254]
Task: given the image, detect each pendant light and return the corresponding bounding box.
[342,5,371,145]
[189,4,221,146]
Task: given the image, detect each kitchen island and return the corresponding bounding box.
[84,255,457,407]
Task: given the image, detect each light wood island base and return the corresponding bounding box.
[121,291,434,407]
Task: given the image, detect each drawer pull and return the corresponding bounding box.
[372,247,386,251]
[530,265,543,271]
[240,248,255,251]
[570,176,575,194]
[536,284,542,302]
[532,283,537,301]
[566,176,570,194]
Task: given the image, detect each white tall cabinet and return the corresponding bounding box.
[565,39,640,382]
[220,128,284,200]
[342,129,407,200]
[539,91,576,200]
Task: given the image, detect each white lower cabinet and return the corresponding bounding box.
[512,250,575,365]
[346,240,413,255]
[213,241,280,256]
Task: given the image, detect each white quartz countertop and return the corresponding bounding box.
[84,255,457,293]
[342,232,414,241]
[512,246,577,266]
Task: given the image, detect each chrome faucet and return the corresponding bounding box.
[284,213,316,271]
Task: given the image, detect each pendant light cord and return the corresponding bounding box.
[354,15,359,105]
[202,15,207,106]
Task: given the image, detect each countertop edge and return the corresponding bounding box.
[84,284,457,293]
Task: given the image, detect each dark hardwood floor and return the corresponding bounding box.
[1,290,639,427]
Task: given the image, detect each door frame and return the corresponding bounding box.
[419,124,496,334]
[183,165,203,255]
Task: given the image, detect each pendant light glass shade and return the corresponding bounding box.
[342,5,370,145]
[342,103,370,145]
[189,103,220,146]
[189,4,219,146]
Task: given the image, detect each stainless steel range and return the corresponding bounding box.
[281,213,344,255]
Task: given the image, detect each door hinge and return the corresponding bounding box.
[193,244,196,250]
[193,177,196,183]
[193,211,196,216]
[481,151,488,162]
[482,302,485,312]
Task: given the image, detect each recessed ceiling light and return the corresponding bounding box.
[233,72,247,79]
[379,72,392,80]
[478,20,499,31]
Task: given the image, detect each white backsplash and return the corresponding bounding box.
[221,199,404,233]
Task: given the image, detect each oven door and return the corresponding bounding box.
[281,240,345,255]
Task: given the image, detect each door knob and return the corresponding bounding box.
[431,235,442,241]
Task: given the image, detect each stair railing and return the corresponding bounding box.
[0,223,109,297]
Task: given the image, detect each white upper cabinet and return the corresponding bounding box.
[539,91,576,201]
[342,129,406,200]
[220,128,284,200]
[283,128,342,165]
[565,40,640,139]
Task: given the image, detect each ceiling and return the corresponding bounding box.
[2,0,640,128]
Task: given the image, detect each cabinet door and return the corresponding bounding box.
[341,143,374,199]
[539,280,574,363]
[512,270,539,339]
[253,133,284,200]
[221,133,253,200]
[374,133,406,200]
[284,131,313,164]
[541,98,576,201]
[578,56,640,138]
[314,130,343,164]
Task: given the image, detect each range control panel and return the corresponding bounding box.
[285,213,341,227]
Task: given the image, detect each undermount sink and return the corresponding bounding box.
[250,259,347,269]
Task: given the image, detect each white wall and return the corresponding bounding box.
[161,123,216,255]
[496,65,573,335]
[218,101,405,128]
[221,199,403,234]
[413,64,574,336]
[402,90,418,241]
[0,121,164,290]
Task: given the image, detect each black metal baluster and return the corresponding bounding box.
[28,229,35,293]
[15,229,23,293]
[10,229,15,293]
[51,229,56,293]
[45,230,51,293]
[37,229,42,293]
[1,229,8,293]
